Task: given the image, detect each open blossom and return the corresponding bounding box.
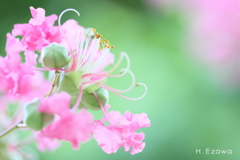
[93,109,150,155]
[0,6,149,157]
[12,6,62,66]
[57,13,115,90]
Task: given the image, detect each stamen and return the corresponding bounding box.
[74,28,83,70]
[82,69,136,93]
[82,81,147,100]
[107,52,130,77]
[101,82,147,100]
[58,8,80,71]
[88,47,110,74]
[91,28,97,33]
[72,85,83,111]
[75,28,99,72]
[95,33,102,39]
[103,39,110,44]
[78,37,100,73]
[93,92,113,125]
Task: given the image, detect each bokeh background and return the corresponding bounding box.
[1,0,240,160]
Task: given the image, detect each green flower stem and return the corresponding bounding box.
[48,70,60,95]
[0,120,23,138]
[0,71,60,139]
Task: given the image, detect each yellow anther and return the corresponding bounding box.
[99,42,103,45]
[91,28,97,33]
[95,33,102,39]
[110,45,114,49]
[103,39,110,44]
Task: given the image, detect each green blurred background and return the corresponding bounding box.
[1,0,240,160]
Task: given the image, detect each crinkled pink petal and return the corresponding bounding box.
[44,27,62,44]
[12,7,62,53]
[22,27,46,51]
[106,111,124,126]
[121,111,151,130]
[93,110,150,155]
[24,50,38,66]
[18,71,51,101]
[6,33,23,57]
[38,92,71,117]
[36,132,61,152]
[130,141,145,155]
[12,24,30,36]
[29,6,45,25]
[44,14,58,27]
[39,109,93,149]
[125,132,146,155]
[0,56,38,99]
[93,123,122,154]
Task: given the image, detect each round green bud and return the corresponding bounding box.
[24,98,54,131]
[81,88,109,110]
[41,42,69,68]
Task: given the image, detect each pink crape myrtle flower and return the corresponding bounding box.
[0,33,50,101]
[93,108,151,155]
[12,6,62,66]
[0,7,149,157]
[29,7,45,25]
[60,18,115,87]
[38,92,71,116]
[38,92,93,149]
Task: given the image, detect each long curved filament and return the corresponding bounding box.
[58,8,80,71]
[82,69,136,93]
[101,82,147,100]
[107,52,130,77]
[93,92,113,125]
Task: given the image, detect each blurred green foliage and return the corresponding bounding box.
[1,0,240,160]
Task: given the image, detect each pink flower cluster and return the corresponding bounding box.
[12,7,62,66]
[0,34,49,100]
[0,6,150,157]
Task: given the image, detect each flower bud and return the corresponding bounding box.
[81,88,109,110]
[57,71,82,93]
[24,98,54,131]
[41,42,69,68]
